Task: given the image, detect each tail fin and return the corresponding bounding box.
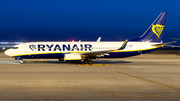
[131,12,168,42]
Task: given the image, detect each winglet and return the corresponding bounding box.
[118,39,128,50]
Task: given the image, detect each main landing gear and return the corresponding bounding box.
[84,58,93,64]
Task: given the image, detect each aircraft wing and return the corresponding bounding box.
[80,39,128,56]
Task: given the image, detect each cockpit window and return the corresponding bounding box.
[14,47,18,49]
[10,47,18,49]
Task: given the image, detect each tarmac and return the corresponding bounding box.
[0,52,180,101]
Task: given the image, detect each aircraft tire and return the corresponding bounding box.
[84,59,88,64]
[19,60,24,64]
[88,60,93,64]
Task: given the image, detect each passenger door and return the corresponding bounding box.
[24,45,29,53]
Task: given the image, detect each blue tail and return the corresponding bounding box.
[131,12,168,42]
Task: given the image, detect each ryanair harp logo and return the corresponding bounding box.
[152,24,165,38]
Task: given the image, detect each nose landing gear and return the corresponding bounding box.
[19,60,24,64]
[15,57,24,64]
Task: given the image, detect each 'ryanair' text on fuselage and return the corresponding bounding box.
[29,44,93,51]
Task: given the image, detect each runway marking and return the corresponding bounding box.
[0,86,168,99]
[105,92,165,99]
[117,71,180,93]
[25,61,48,63]
[156,85,179,93]
[102,91,125,101]
[58,81,75,83]
[0,86,102,93]
[22,81,35,83]
[107,92,130,95]
[78,64,110,66]
[136,95,161,98]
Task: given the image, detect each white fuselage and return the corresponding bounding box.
[4,41,160,58]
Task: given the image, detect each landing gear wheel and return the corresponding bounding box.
[19,60,24,64]
[88,60,93,65]
[84,59,88,64]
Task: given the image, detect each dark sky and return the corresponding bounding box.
[0,0,180,44]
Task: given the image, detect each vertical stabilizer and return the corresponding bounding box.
[131,12,168,42]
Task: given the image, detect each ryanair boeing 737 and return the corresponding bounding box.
[4,12,174,64]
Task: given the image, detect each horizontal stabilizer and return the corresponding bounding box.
[169,38,180,40]
[151,41,176,46]
[164,45,180,48]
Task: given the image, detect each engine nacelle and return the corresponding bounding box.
[64,54,81,62]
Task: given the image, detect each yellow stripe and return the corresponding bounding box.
[65,59,81,60]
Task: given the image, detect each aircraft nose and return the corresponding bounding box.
[4,49,11,56]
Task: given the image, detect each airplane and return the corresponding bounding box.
[4,12,174,64]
